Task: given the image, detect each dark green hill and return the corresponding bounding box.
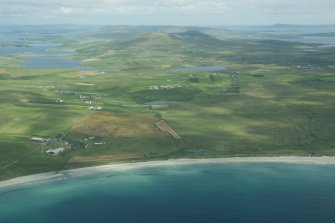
[76,29,226,57]
[117,32,182,48]
[97,30,225,50]
[171,30,225,46]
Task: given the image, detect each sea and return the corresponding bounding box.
[0,163,335,223]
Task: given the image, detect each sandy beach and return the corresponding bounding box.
[1,156,335,190]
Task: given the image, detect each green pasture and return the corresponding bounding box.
[0,25,335,180]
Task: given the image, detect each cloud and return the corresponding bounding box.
[0,0,334,25]
[57,7,74,14]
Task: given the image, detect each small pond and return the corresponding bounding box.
[171,66,228,72]
[22,56,92,70]
[0,43,61,56]
[144,101,169,105]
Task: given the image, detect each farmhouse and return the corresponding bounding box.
[31,137,47,142]
[46,147,66,156]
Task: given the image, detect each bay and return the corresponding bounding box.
[0,163,335,223]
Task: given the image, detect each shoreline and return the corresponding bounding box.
[1,156,335,190]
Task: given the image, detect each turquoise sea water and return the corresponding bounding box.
[1,163,335,223]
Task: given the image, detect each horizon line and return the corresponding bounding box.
[0,23,335,27]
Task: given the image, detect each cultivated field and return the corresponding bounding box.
[71,112,165,138]
[155,120,181,139]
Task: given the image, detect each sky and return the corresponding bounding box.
[0,0,335,26]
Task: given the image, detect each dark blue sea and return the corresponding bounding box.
[1,163,335,223]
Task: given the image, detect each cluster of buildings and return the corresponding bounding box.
[46,147,66,156]
[31,137,49,143]
[31,137,71,156]
[73,92,104,100]
[88,106,102,110]
[296,65,317,69]
[148,84,186,91]
[207,72,224,77]
[83,137,106,148]
[72,92,105,110]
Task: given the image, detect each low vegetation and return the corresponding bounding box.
[0,25,335,180]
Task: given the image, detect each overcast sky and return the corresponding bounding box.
[1,0,334,25]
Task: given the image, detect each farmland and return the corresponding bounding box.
[0,25,335,180]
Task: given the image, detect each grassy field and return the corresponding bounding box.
[0,25,335,180]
